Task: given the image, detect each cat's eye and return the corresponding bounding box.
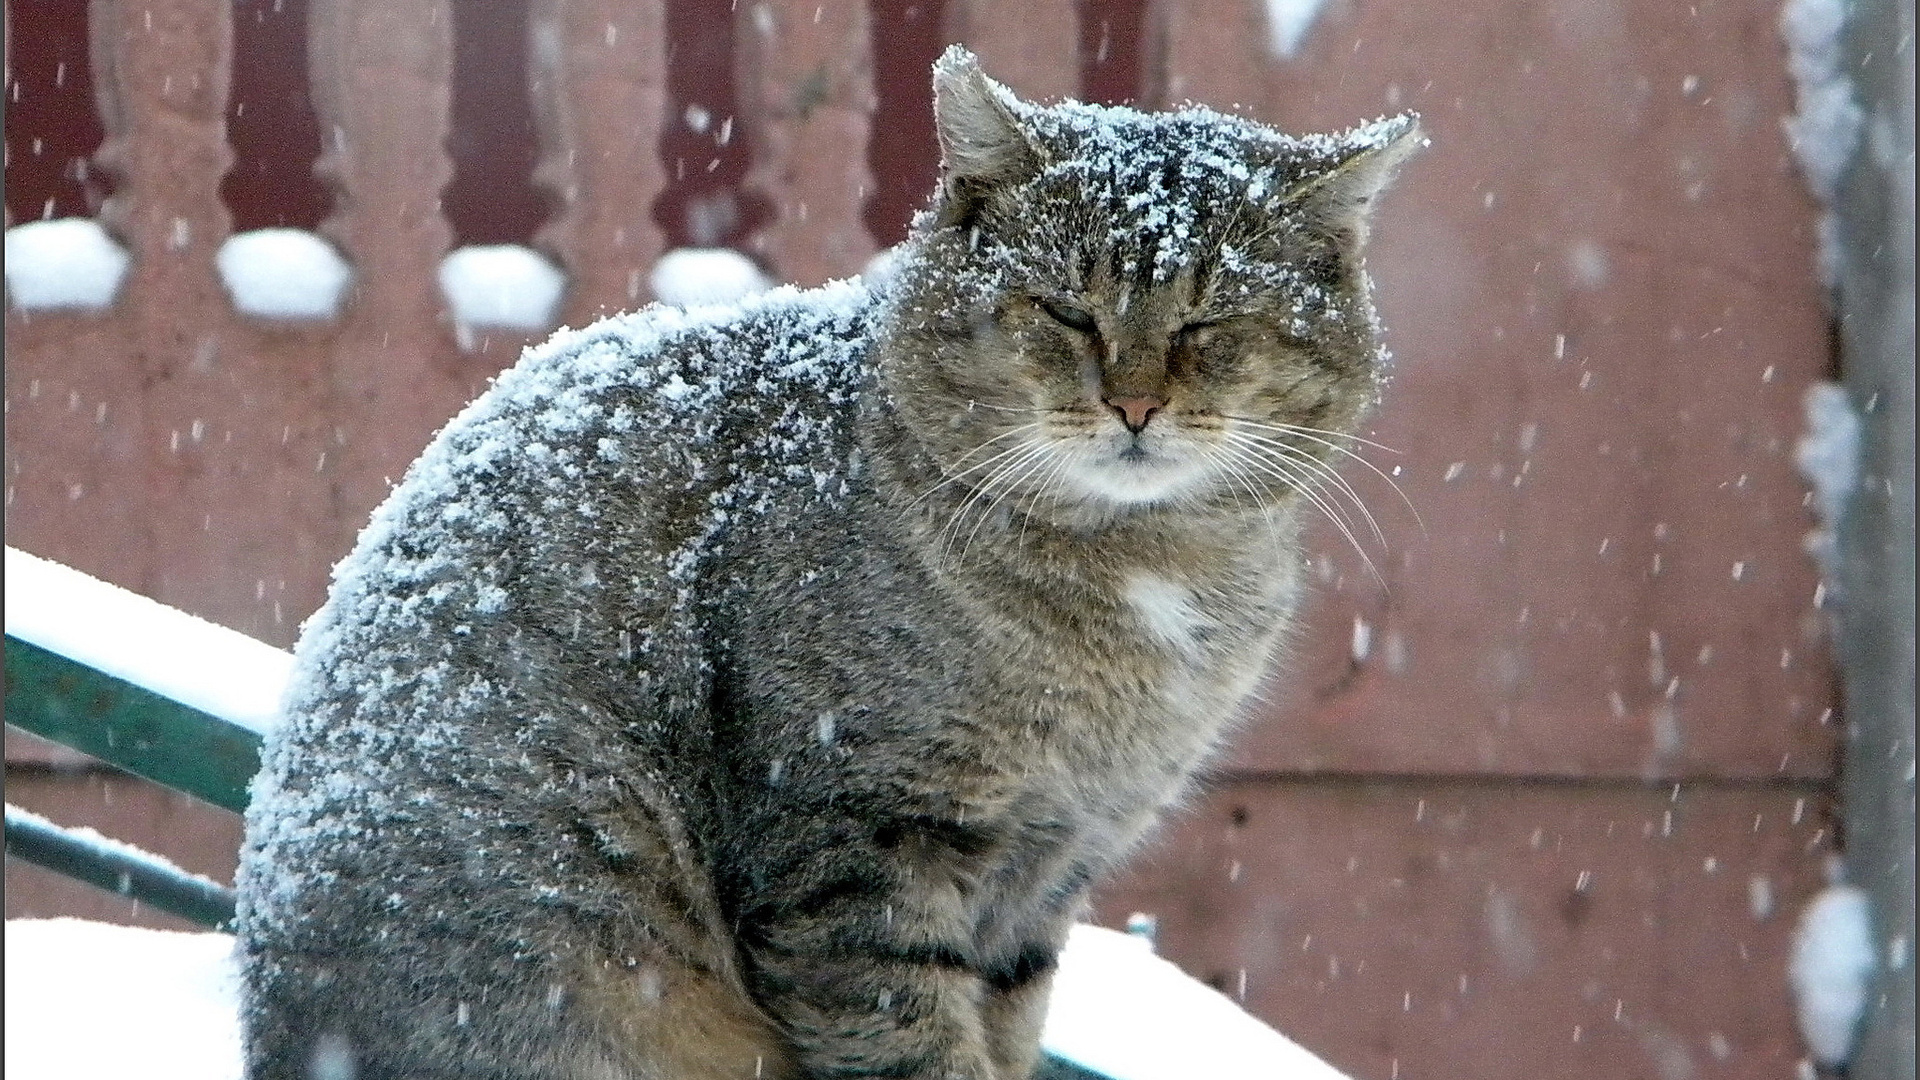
[1038,299,1098,333]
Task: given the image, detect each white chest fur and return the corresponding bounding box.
[1122,573,1212,656]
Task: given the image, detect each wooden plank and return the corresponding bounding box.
[735,0,878,284]
[1153,0,1837,780]
[529,0,670,323]
[1091,778,1838,1080]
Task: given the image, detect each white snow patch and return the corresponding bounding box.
[3,547,292,737]
[4,218,131,312]
[438,244,568,342]
[4,918,241,1080]
[216,228,353,321]
[1793,381,1861,578]
[0,919,1347,1080]
[1044,923,1355,1079]
[1263,0,1331,59]
[648,247,773,308]
[1789,881,1877,1067]
[1779,0,1863,286]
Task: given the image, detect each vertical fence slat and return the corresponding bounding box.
[306,0,483,534]
[529,0,669,324]
[1150,0,1266,111]
[84,0,252,625]
[307,0,453,340]
[735,0,877,285]
[946,0,1079,104]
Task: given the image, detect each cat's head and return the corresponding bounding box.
[878,46,1421,525]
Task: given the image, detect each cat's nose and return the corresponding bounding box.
[1104,395,1166,434]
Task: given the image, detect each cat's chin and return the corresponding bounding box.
[1058,449,1214,509]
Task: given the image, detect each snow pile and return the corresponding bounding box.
[1043,924,1355,1079]
[3,218,132,312]
[437,244,568,345]
[649,247,773,308]
[4,918,241,1080]
[1793,381,1862,579]
[0,919,1347,1080]
[216,228,353,321]
[3,546,293,737]
[1263,0,1330,59]
[1778,0,1863,286]
[1788,877,1877,1068]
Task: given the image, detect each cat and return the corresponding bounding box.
[236,45,1420,1080]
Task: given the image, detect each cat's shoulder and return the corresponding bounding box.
[498,276,880,420]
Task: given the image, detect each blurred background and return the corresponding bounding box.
[5,1,1912,1077]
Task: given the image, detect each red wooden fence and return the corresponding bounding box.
[6,2,1841,1076]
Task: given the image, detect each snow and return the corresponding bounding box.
[1793,381,1861,578]
[648,246,773,308]
[215,228,353,320]
[3,546,293,737]
[3,218,131,312]
[437,244,568,343]
[4,918,241,1080]
[1778,0,1863,286]
[1788,880,1877,1067]
[1044,924,1355,1079]
[1263,0,1331,59]
[0,918,1347,1080]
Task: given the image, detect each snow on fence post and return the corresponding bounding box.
[734,0,878,286]
[1830,0,1917,1073]
[527,0,671,324]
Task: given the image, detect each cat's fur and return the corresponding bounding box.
[237,47,1420,1080]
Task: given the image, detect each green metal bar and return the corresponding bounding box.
[3,635,263,813]
[4,803,235,929]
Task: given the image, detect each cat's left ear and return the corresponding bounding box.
[929,45,1040,229]
[1285,114,1425,246]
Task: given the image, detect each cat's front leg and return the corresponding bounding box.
[975,910,1077,1080]
[740,875,1001,1077]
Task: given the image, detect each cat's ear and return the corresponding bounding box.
[930,45,1039,229]
[1283,114,1424,246]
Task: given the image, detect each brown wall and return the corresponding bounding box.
[5,1,1840,1077]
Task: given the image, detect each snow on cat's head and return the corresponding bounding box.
[880,46,1421,519]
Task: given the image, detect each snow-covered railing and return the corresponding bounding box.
[2,546,1356,1078]
[4,547,284,813]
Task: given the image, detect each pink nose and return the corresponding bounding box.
[1104,395,1166,433]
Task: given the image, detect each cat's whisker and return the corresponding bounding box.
[910,424,1046,509]
[937,438,1054,565]
[1219,440,1385,587]
[1203,446,1286,552]
[1221,432,1376,550]
[1224,430,1388,549]
[963,399,1051,415]
[1013,441,1081,545]
[959,440,1061,562]
[1221,415,1425,535]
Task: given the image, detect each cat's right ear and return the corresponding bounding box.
[930,45,1039,230]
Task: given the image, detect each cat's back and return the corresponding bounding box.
[241,279,880,935]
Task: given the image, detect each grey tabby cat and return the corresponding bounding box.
[238,46,1420,1080]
